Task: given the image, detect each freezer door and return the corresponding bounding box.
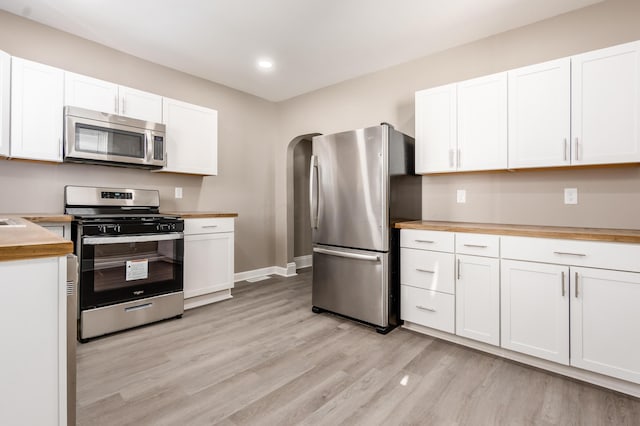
[312,245,388,327]
[311,125,388,251]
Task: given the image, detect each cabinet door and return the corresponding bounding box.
[415,84,457,173]
[119,85,163,123]
[457,72,508,171]
[0,257,66,426]
[455,255,500,346]
[508,58,571,168]
[161,97,218,175]
[64,71,118,114]
[501,259,569,364]
[0,50,9,157]
[184,232,234,299]
[11,58,64,162]
[570,267,640,384]
[572,41,640,165]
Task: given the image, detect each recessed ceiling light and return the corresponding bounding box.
[257,59,274,70]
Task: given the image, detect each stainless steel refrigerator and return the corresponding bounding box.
[310,123,421,333]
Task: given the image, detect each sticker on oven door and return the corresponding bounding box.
[126,259,149,281]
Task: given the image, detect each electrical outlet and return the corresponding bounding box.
[175,187,183,199]
[457,189,466,204]
[564,188,578,205]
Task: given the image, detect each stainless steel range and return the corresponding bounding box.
[65,185,184,341]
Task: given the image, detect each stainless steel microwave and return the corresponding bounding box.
[64,106,166,169]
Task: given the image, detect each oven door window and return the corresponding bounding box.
[80,235,183,309]
[75,124,146,158]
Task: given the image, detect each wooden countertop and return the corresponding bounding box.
[394,220,640,244]
[162,211,238,218]
[0,216,73,262]
[19,214,73,223]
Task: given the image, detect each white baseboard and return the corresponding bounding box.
[234,262,298,282]
[294,254,312,269]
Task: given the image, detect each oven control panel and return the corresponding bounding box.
[101,191,133,200]
[80,219,184,236]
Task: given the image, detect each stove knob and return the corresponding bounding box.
[115,224,121,233]
[98,225,106,233]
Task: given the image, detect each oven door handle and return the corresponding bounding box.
[83,232,184,245]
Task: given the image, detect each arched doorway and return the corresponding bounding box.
[286,133,321,272]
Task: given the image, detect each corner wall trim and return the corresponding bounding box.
[294,254,312,269]
[234,263,298,283]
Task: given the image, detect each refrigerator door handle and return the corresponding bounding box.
[313,247,380,262]
[309,155,319,229]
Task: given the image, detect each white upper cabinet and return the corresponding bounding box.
[457,72,508,171]
[415,84,457,173]
[161,97,218,175]
[0,50,9,157]
[118,85,163,123]
[508,58,571,168]
[571,41,640,165]
[65,71,162,122]
[11,57,64,162]
[64,71,119,114]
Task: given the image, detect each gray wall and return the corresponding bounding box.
[274,0,640,267]
[0,10,278,273]
[293,139,312,258]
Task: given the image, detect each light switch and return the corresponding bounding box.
[457,189,466,204]
[564,188,577,205]
[175,187,183,199]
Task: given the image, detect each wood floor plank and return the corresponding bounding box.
[77,268,640,425]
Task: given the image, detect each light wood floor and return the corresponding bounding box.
[77,269,640,425]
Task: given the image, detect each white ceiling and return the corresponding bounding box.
[0,0,602,101]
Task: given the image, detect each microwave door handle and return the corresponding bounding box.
[83,232,183,245]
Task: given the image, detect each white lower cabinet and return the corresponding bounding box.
[0,256,67,426]
[501,259,570,364]
[401,229,640,391]
[455,254,500,346]
[570,266,640,383]
[400,230,455,333]
[401,285,454,333]
[183,218,234,309]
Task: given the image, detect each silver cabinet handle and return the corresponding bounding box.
[563,138,568,161]
[463,244,487,248]
[561,271,566,297]
[457,258,461,279]
[122,97,126,115]
[309,155,319,229]
[415,239,435,244]
[553,251,586,257]
[416,305,436,312]
[114,95,118,113]
[457,148,461,168]
[416,268,434,273]
[201,225,218,229]
[575,271,579,298]
[125,302,152,312]
[313,247,379,262]
[574,137,579,161]
[84,232,183,245]
[449,149,454,168]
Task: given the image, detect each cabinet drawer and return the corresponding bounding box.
[501,236,640,272]
[456,233,499,257]
[401,229,454,252]
[184,217,234,235]
[400,248,455,294]
[401,285,455,333]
